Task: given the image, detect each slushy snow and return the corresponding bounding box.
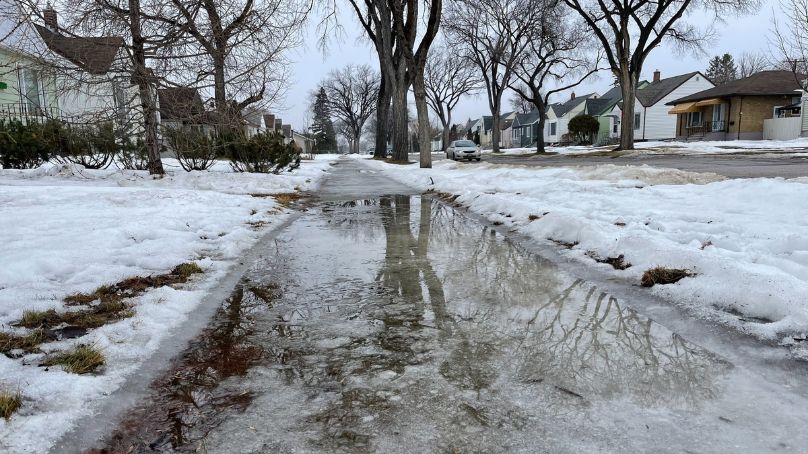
[0,157,335,453]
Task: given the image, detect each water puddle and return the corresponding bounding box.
[96,171,787,453]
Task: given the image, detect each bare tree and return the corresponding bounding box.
[508,87,532,114]
[771,0,808,87]
[737,51,771,78]
[337,0,441,166]
[508,0,600,154]
[163,0,308,127]
[424,43,480,151]
[444,0,536,153]
[564,0,758,150]
[321,64,379,154]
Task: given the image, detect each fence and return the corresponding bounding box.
[763,117,801,140]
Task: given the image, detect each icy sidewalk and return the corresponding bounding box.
[361,158,808,357]
[0,156,335,453]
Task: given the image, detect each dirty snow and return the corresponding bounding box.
[360,157,808,357]
[0,156,336,453]
[490,138,808,156]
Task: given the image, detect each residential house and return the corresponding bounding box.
[511,110,541,147]
[292,130,315,154]
[544,92,599,143]
[666,70,803,141]
[158,87,210,131]
[0,2,138,127]
[583,85,626,144]
[613,70,714,141]
[498,111,517,148]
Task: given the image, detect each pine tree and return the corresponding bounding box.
[706,54,737,86]
[310,87,337,153]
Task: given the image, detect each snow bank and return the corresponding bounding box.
[0,157,335,453]
[361,159,808,356]
[491,138,808,156]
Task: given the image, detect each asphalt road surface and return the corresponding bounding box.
[482,152,808,179]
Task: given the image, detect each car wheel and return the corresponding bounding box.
[475,158,481,162]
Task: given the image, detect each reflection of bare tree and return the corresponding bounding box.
[514,279,729,408]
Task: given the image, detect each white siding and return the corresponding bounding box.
[640,74,714,140]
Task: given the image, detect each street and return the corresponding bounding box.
[481,151,808,179]
[77,160,808,454]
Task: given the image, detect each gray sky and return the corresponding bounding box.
[279,2,779,131]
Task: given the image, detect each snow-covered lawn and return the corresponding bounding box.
[0,156,335,453]
[489,138,808,156]
[361,157,808,358]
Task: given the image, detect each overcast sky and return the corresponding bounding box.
[278,1,780,131]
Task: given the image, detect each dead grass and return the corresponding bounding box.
[528,214,541,221]
[0,329,45,355]
[43,345,105,374]
[640,267,694,287]
[65,262,204,307]
[273,192,304,208]
[585,251,632,270]
[549,238,579,249]
[0,390,22,420]
[17,299,134,330]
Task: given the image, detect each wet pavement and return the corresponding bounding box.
[95,159,808,453]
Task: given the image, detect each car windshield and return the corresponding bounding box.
[455,140,475,147]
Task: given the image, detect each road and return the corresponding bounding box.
[481,152,808,178]
[82,159,808,453]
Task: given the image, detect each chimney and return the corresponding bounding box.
[653,70,661,83]
[282,125,292,139]
[570,91,576,100]
[43,3,58,31]
[274,119,282,131]
[265,114,275,131]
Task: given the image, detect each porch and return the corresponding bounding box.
[669,98,730,141]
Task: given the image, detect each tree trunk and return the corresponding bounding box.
[212,51,228,128]
[441,114,450,153]
[491,111,501,153]
[412,72,432,168]
[618,70,637,150]
[535,110,546,154]
[391,79,409,162]
[375,75,391,159]
[128,0,163,175]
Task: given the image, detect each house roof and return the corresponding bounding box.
[500,118,514,130]
[158,87,205,121]
[636,72,704,107]
[585,98,614,116]
[514,110,541,127]
[551,93,596,117]
[482,115,493,132]
[667,70,803,105]
[34,24,123,75]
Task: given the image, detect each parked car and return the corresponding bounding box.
[446,140,481,161]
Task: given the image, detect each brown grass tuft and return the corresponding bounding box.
[43,345,105,374]
[549,238,579,249]
[528,214,540,221]
[640,267,694,287]
[0,390,22,420]
[585,252,632,270]
[171,262,204,279]
[0,329,45,355]
[273,192,303,208]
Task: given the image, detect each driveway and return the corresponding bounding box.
[74,159,808,453]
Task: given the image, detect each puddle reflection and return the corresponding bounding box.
[99,192,730,453]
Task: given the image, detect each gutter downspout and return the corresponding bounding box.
[737,96,743,140]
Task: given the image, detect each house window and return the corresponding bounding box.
[550,122,557,135]
[633,113,641,130]
[21,68,44,116]
[612,120,618,134]
[687,111,703,127]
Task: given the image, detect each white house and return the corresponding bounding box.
[544,92,599,143]
[614,71,714,140]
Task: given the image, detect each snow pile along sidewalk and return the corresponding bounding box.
[0,156,335,453]
[361,158,808,357]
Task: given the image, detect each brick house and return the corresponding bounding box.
[666,70,803,141]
